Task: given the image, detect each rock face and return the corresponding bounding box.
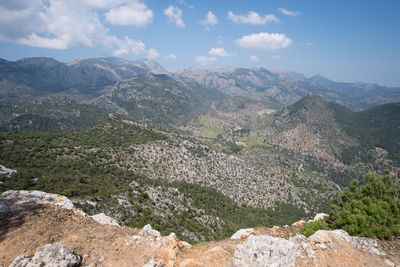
[0,164,17,178]
[9,242,81,267]
[140,224,161,237]
[90,213,120,226]
[0,190,120,227]
[312,213,329,221]
[0,190,75,213]
[230,228,255,240]
[234,235,298,267]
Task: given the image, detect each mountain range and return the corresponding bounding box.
[0,56,399,242]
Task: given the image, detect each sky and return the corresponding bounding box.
[0,0,399,86]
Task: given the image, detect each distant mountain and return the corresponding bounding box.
[0,57,164,96]
[254,94,400,185]
[176,67,400,110]
[1,56,399,132]
[93,73,224,126]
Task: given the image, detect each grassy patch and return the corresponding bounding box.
[198,115,223,139]
[236,135,268,147]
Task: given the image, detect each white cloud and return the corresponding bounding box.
[235,32,292,50]
[209,47,231,57]
[228,11,279,25]
[272,55,282,59]
[146,48,159,59]
[278,8,299,17]
[105,2,153,27]
[176,0,194,9]
[164,6,185,28]
[0,1,156,58]
[195,56,217,65]
[201,11,218,30]
[217,35,223,45]
[113,36,146,56]
[250,56,260,62]
[82,0,127,8]
[166,53,177,59]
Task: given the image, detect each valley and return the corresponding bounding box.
[0,57,399,244]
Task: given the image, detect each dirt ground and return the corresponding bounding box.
[1,205,399,267]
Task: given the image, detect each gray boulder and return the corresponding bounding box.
[9,242,81,267]
[234,235,298,267]
[142,258,164,267]
[140,224,161,237]
[0,190,75,213]
[90,213,120,226]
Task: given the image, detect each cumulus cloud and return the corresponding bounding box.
[105,2,153,27]
[250,55,260,62]
[209,47,231,57]
[164,6,185,28]
[146,48,160,59]
[235,32,292,50]
[195,56,217,65]
[278,8,299,17]
[0,0,157,57]
[176,0,194,9]
[272,55,282,59]
[228,11,279,25]
[201,11,218,30]
[166,53,177,59]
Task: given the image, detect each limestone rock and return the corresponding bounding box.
[234,235,298,267]
[230,228,255,240]
[90,213,120,226]
[312,213,329,221]
[140,224,161,237]
[9,242,81,267]
[308,230,333,250]
[350,236,385,256]
[0,190,76,213]
[143,258,164,267]
[291,220,306,227]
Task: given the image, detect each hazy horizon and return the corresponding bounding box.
[0,0,399,86]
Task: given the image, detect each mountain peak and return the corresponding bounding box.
[132,58,168,74]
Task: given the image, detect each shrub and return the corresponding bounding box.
[329,171,400,239]
[301,220,330,237]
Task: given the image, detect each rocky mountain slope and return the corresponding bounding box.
[1,190,399,267]
[252,94,400,185]
[0,57,164,96]
[1,57,400,132]
[176,66,400,110]
[0,114,340,241]
[92,74,223,126]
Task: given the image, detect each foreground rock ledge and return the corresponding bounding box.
[1,190,399,267]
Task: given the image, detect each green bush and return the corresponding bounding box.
[301,220,330,237]
[330,171,400,239]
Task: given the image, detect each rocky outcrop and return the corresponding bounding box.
[9,242,81,267]
[142,258,164,267]
[140,224,161,237]
[0,190,76,213]
[232,227,392,267]
[234,235,298,267]
[230,228,255,240]
[312,213,329,222]
[0,190,119,227]
[90,213,120,226]
[1,191,399,267]
[0,164,17,179]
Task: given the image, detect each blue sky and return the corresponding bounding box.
[0,0,399,86]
